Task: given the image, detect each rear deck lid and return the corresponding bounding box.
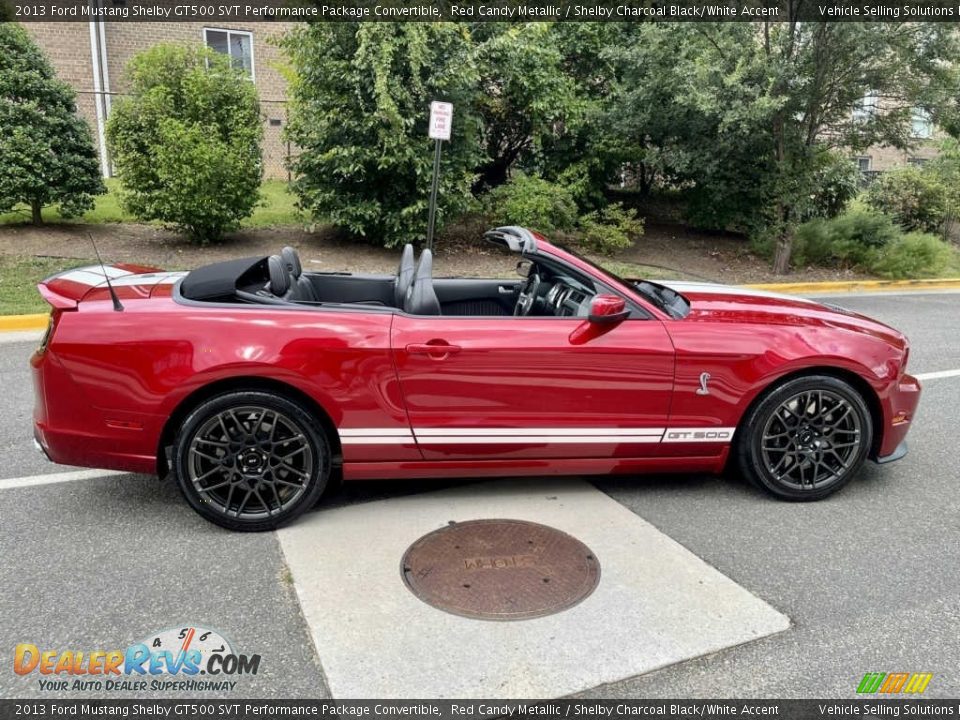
[38,263,166,309]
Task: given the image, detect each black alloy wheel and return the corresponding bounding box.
[736,375,873,500]
[173,391,330,531]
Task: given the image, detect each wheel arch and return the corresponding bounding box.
[156,376,342,478]
[730,365,884,461]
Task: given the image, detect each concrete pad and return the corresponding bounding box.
[277,479,790,699]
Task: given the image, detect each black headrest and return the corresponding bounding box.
[268,255,290,296]
[404,249,440,315]
[281,247,302,278]
[395,244,415,306]
[415,248,433,281]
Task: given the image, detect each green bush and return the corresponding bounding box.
[867,232,953,279]
[284,24,482,248]
[577,203,644,255]
[0,24,104,223]
[802,151,861,221]
[106,44,262,243]
[483,174,578,233]
[793,209,900,267]
[864,167,949,235]
[792,208,952,278]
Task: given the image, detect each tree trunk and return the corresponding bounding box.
[30,199,43,225]
[772,232,793,275]
[472,160,511,195]
[770,112,791,275]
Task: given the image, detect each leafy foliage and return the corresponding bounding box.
[0,24,105,223]
[793,209,901,267]
[869,231,953,279]
[483,173,577,233]
[606,22,959,272]
[577,203,644,256]
[284,24,482,248]
[864,166,949,234]
[792,208,952,278]
[106,44,262,244]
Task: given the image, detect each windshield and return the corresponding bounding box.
[553,244,690,319]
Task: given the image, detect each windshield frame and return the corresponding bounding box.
[551,243,680,316]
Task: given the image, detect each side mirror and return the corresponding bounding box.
[516,260,532,278]
[588,294,630,324]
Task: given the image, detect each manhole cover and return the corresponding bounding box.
[401,519,600,621]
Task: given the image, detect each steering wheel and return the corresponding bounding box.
[514,270,542,316]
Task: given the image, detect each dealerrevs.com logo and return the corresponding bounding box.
[14,625,261,693]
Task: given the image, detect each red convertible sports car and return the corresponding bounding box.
[31,226,920,531]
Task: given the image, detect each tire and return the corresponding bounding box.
[735,375,873,501]
[172,391,331,531]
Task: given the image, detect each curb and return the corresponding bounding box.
[0,314,48,332]
[1,278,958,334]
[745,278,960,294]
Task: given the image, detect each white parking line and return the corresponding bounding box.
[915,369,960,381]
[0,469,128,491]
[0,330,43,345]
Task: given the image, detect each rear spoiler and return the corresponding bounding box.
[37,263,160,310]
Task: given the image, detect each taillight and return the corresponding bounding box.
[37,313,56,353]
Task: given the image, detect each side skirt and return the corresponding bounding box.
[342,452,729,481]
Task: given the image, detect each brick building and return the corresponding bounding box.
[853,96,941,173]
[22,21,296,179]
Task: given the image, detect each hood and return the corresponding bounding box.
[662,281,907,349]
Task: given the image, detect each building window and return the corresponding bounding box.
[204,28,254,78]
[856,156,872,172]
[852,91,878,122]
[911,108,933,139]
[908,157,929,168]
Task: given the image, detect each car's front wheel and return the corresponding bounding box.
[736,375,873,501]
[173,391,330,531]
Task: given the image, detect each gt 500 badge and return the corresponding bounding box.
[663,428,735,442]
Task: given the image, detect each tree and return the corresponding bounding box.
[470,23,581,192]
[284,23,482,247]
[0,24,105,224]
[106,44,262,243]
[610,19,959,273]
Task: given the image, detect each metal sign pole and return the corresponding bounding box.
[426,138,442,251]
[426,100,452,252]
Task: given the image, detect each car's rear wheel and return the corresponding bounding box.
[736,375,873,501]
[173,391,330,531]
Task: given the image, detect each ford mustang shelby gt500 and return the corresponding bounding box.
[31,226,920,530]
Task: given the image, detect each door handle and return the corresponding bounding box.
[406,342,462,357]
[498,285,518,294]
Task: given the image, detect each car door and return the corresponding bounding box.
[390,313,675,460]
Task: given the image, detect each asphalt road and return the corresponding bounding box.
[0,291,958,699]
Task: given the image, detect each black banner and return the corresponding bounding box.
[5,0,960,23]
[1,700,960,720]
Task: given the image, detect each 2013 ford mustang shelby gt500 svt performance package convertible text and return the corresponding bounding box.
[31,227,920,531]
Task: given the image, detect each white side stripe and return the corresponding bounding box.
[416,435,663,444]
[338,427,736,445]
[414,427,665,437]
[340,428,414,437]
[341,437,415,445]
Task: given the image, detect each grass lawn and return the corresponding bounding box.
[0,179,302,228]
[0,256,95,316]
